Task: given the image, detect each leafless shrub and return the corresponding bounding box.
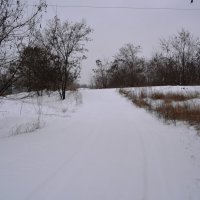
[11,119,43,136]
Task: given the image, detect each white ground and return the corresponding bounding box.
[0,88,200,200]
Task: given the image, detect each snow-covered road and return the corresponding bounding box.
[0,89,200,200]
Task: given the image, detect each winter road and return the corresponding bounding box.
[0,89,200,200]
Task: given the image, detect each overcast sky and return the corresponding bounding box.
[30,0,200,84]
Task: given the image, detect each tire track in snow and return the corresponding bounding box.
[137,129,148,200]
[117,96,149,200]
[123,101,171,200]
[133,111,171,200]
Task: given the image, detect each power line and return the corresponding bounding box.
[42,4,200,11]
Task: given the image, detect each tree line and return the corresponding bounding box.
[91,29,200,88]
[0,0,92,99]
[1,1,199,96]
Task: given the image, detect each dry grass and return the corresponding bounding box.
[119,88,200,133]
[156,102,200,126]
[150,92,198,102]
[119,89,150,108]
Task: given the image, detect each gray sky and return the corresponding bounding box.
[31,0,200,84]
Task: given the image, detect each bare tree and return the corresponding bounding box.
[91,44,146,88]
[43,17,92,99]
[92,59,111,88]
[115,43,144,86]
[0,0,46,96]
[147,52,177,85]
[160,29,200,85]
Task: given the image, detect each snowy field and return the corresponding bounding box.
[0,87,200,200]
[0,91,82,138]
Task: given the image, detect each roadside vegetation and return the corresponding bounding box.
[119,88,200,133]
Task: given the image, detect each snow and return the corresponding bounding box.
[0,88,200,200]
